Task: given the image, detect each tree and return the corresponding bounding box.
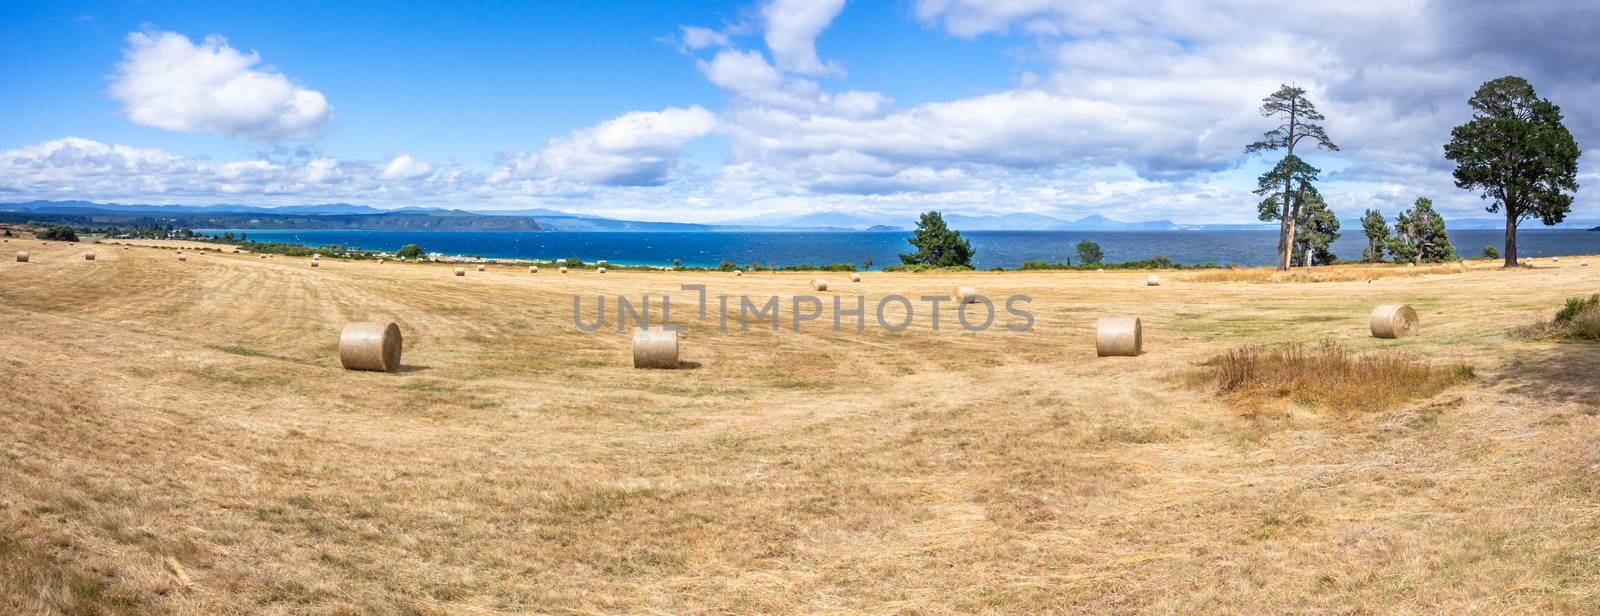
[1387,197,1454,264]
[1360,208,1389,263]
[1246,84,1340,270]
[1291,190,1340,266]
[1075,240,1104,265]
[396,244,425,259]
[1254,154,1321,254]
[37,225,79,242]
[672,258,683,269]
[1482,245,1500,259]
[862,257,874,270]
[1444,76,1580,267]
[899,211,973,268]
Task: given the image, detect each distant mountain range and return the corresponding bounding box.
[3,200,1595,232]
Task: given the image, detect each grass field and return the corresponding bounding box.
[3,238,1599,614]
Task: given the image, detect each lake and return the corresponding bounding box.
[197,228,1600,269]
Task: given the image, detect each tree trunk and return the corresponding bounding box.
[1276,211,1290,271]
[1504,209,1518,268]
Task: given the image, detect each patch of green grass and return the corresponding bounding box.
[219,344,266,357]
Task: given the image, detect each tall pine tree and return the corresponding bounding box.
[1246,85,1339,270]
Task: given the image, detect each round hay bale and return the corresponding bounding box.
[851,272,861,282]
[454,267,466,277]
[16,251,28,262]
[178,253,187,261]
[632,328,679,369]
[597,267,607,274]
[811,278,828,291]
[85,251,95,261]
[311,261,319,268]
[734,270,743,277]
[378,259,385,264]
[530,266,538,273]
[560,266,568,274]
[1095,317,1142,357]
[1369,304,1419,339]
[476,264,485,272]
[338,322,402,372]
[1582,260,1590,267]
[313,253,321,260]
[261,255,267,259]
[1146,275,1160,286]
[953,286,978,304]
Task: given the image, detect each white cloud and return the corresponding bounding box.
[379,154,434,181]
[109,30,334,140]
[760,0,847,76]
[680,25,730,50]
[489,106,716,186]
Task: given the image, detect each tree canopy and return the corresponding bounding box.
[1386,197,1454,264]
[1290,190,1339,266]
[899,211,974,268]
[1075,240,1104,265]
[1444,75,1580,267]
[395,244,426,259]
[1360,209,1389,263]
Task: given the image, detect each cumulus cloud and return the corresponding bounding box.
[109,30,334,140]
[379,154,434,181]
[489,106,716,186]
[760,0,846,76]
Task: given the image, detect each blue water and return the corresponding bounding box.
[197,228,1600,269]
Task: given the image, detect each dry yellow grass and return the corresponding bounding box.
[100,238,244,253]
[1191,341,1474,416]
[4,241,1600,613]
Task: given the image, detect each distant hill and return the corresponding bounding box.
[0,201,541,231]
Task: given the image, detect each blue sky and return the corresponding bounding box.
[2,0,1596,224]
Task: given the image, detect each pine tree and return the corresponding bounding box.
[1386,197,1454,264]
[1246,84,1339,270]
[1290,190,1340,266]
[1360,209,1389,263]
[899,211,974,268]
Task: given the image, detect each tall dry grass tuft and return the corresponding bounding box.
[1521,294,1600,341]
[1194,342,1473,414]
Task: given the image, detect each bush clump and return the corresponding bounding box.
[1525,294,1600,341]
[37,225,79,242]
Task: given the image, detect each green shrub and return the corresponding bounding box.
[718,261,737,271]
[1482,245,1500,259]
[1555,294,1600,324]
[37,225,79,242]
